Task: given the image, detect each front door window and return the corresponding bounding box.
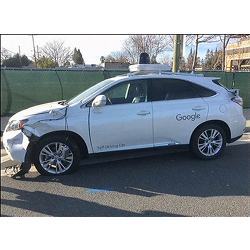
[103,79,148,105]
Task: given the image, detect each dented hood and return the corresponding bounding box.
[10,101,67,121]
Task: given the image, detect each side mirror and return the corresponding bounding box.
[92,95,107,107]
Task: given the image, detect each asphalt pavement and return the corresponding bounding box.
[1,142,250,217]
[1,110,250,216]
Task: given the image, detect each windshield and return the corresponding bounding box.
[68,78,116,105]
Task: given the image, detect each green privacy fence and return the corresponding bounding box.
[1,68,250,116]
[0,69,127,116]
[201,71,250,108]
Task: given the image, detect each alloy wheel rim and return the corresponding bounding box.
[39,142,73,174]
[198,129,223,156]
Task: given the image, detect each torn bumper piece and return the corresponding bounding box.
[3,130,30,163]
[3,130,37,178]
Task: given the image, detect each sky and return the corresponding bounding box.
[1,35,220,64]
[1,35,129,64]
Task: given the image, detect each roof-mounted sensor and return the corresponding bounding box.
[129,63,171,73]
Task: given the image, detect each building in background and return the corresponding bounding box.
[101,61,130,70]
[225,38,250,71]
[69,64,103,70]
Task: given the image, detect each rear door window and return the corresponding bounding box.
[149,78,200,101]
[150,78,216,101]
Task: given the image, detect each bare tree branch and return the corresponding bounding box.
[122,35,173,64]
[105,51,130,63]
[1,47,12,63]
[191,35,220,71]
[41,41,73,66]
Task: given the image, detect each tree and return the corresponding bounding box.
[2,53,31,67]
[41,41,73,66]
[100,56,105,64]
[166,35,195,50]
[191,35,219,71]
[2,54,21,67]
[105,51,130,63]
[179,57,186,71]
[1,48,11,64]
[186,48,194,71]
[122,35,172,64]
[196,56,202,69]
[37,56,58,68]
[151,55,158,64]
[203,48,222,70]
[72,48,84,65]
[20,55,31,66]
[64,60,71,67]
[158,55,172,66]
[203,49,213,70]
[213,49,222,70]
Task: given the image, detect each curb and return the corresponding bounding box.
[246,120,250,132]
[1,155,18,168]
[1,149,7,156]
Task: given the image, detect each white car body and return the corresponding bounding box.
[3,69,246,165]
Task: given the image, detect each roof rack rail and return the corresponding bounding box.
[161,71,204,77]
[127,71,204,77]
[128,64,204,77]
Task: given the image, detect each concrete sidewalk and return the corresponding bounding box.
[244,109,250,131]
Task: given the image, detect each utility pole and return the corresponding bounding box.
[222,35,226,71]
[18,45,22,65]
[31,35,37,67]
[37,45,40,59]
[172,35,184,72]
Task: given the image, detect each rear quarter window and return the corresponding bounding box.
[190,83,217,97]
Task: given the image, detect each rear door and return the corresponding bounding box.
[149,78,209,146]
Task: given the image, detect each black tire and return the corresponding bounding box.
[33,135,80,176]
[190,124,226,160]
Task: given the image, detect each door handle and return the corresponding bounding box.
[192,106,206,111]
[137,111,151,116]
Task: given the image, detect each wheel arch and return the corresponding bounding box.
[34,130,89,158]
[190,120,231,144]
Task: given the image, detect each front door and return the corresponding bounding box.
[89,79,153,153]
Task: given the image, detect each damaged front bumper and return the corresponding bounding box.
[3,129,38,178]
[3,130,30,163]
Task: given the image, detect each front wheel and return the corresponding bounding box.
[33,135,80,175]
[190,124,226,160]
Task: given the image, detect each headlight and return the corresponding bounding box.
[6,119,28,132]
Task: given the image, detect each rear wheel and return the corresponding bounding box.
[33,135,80,175]
[190,124,226,160]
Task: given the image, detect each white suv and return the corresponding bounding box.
[3,65,246,176]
